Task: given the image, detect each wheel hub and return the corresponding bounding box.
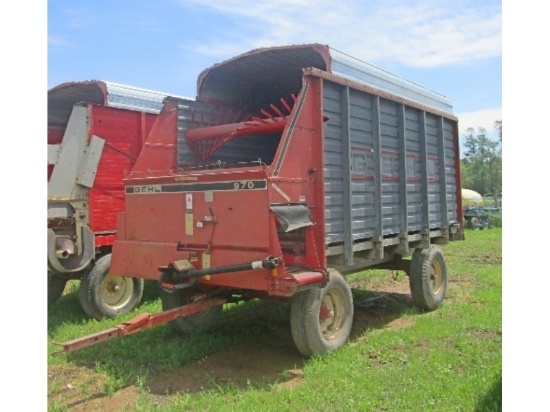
[429,261,443,293]
[101,275,133,308]
[319,290,345,341]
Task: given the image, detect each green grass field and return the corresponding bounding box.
[48,228,502,411]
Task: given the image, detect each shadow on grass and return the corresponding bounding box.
[475,372,502,412]
[47,279,162,333]
[350,288,415,339]
[49,286,417,398]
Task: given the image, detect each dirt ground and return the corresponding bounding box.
[48,275,417,411]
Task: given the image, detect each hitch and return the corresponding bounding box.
[52,297,227,354]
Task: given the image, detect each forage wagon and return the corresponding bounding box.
[56,44,465,357]
[48,80,191,318]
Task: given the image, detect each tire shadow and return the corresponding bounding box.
[145,288,417,396]
[49,282,418,397]
[350,288,416,339]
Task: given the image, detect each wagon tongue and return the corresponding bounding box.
[51,297,227,354]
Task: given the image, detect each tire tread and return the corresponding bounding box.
[78,254,144,320]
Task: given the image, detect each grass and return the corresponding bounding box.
[47,228,502,411]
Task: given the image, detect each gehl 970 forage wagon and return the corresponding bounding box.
[55,44,464,357]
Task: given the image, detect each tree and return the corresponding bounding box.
[494,120,502,144]
[460,121,502,196]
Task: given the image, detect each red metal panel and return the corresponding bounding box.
[116,169,275,289]
[130,99,179,175]
[47,125,65,180]
[47,124,65,145]
[110,240,190,279]
[87,106,156,234]
[269,76,327,270]
[124,192,187,242]
[125,187,270,247]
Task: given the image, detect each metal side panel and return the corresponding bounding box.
[322,79,460,254]
[104,81,183,113]
[48,105,90,200]
[323,82,346,245]
[48,144,60,165]
[75,135,105,188]
[443,118,459,223]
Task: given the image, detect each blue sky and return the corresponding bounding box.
[47,0,502,144]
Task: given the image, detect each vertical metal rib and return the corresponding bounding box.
[341,86,353,266]
[438,117,449,227]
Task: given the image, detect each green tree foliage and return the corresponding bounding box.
[460,121,502,196]
[494,120,502,143]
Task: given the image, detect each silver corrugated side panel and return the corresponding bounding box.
[322,79,458,253]
[103,81,191,114]
[328,47,453,115]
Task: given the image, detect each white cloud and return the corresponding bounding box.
[48,35,72,49]
[180,0,501,68]
[456,107,502,138]
[368,7,501,67]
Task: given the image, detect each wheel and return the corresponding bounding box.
[48,274,68,306]
[160,287,222,334]
[290,269,353,357]
[409,245,448,311]
[78,254,144,320]
[78,267,100,319]
[468,217,479,229]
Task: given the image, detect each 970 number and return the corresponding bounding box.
[234,181,256,189]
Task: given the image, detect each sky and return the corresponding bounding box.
[47,0,502,145]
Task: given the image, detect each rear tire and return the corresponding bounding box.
[409,245,448,311]
[290,269,353,357]
[161,287,222,334]
[48,274,68,306]
[79,254,144,319]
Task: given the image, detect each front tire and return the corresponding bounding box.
[161,287,222,334]
[290,269,353,357]
[78,254,144,319]
[409,245,448,311]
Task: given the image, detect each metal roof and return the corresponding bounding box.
[196,44,453,115]
[328,47,453,114]
[48,80,192,125]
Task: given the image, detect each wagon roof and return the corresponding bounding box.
[48,80,191,125]
[196,43,453,114]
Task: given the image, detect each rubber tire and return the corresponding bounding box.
[48,274,68,306]
[468,217,479,229]
[160,287,222,334]
[290,269,354,357]
[78,267,100,319]
[409,245,448,311]
[78,254,144,320]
